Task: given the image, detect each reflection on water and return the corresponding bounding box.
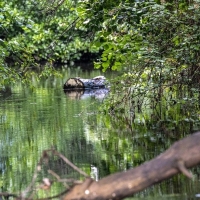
[64,88,109,100]
[0,68,200,199]
[0,68,114,198]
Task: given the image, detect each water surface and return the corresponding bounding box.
[0,67,200,199]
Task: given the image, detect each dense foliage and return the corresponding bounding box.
[76,0,200,115]
[1,0,200,116]
[0,0,97,87]
[77,0,200,75]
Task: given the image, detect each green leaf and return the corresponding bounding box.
[102,62,109,68]
[102,56,107,61]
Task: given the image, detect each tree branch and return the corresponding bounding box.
[64,132,200,200]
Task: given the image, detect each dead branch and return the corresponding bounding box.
[53,150,89,177]
[19,149,87,200]
[64,132,200,200]
[1,132,200,200]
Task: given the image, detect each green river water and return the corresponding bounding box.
[0,67,200,199]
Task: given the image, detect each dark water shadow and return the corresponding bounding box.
[64,88,109,100]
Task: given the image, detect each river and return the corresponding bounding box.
[0,67,200,199]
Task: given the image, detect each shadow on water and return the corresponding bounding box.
[64,88,109,100]
[0,67,200,199]
[0,86,12,99]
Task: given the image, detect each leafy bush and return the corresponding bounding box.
[0,0,100,87]
[76,0,200,112]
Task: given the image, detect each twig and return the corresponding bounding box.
[177,160,193,179]
[48,169,69,188]
[48,169,83,184]
[52,150,89,177]
[8,148,89,200]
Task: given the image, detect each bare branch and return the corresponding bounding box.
[52,150,89,177]
[64,132,200,200]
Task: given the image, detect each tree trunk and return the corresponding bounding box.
[64,132,200,200]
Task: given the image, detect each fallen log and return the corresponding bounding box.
[64,132,200,200]
[63,76,107,90]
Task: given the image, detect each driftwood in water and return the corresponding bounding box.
[63,76,107,90]
[64,132,200,200]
